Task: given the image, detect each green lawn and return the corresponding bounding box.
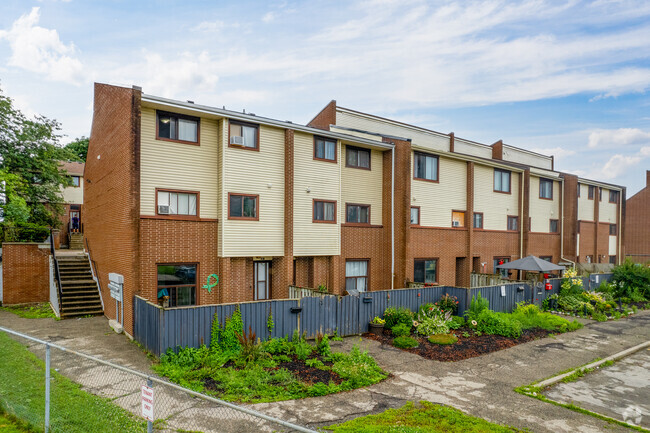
[0,332,145,433]
[0,303,57,319]
[325,401,522,433]
[0,410,31,433]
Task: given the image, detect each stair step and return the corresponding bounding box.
[61,279,96,285]
[61,300,102,307]
[60,310,104,318]
[61,287,99,293]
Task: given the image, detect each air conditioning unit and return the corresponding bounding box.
[452,221,460,227]
[230,136,244,145]
[158,205,170,215]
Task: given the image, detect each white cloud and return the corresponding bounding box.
[597,154,642,180]
[262,12,276,23]
[0,7,84,85]
[588,128,650,148]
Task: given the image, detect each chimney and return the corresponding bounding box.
[647,170,650,188]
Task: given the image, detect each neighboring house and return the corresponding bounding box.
[58,161,84,248]
[84,83,625,336]
[624,171,650,263]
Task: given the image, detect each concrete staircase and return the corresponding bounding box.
[69,233,84,250]
[56,253,103,318]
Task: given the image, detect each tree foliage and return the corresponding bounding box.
[0,86,70,227]
[61,136,89,162]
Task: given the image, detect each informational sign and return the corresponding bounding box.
[500,285,506,297]
[141,385,154,422]
[108,273,123,302]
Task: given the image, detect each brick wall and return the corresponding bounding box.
[474,231,521,274]
[84,83,141,335]
[307,100,336,130]
[625,172,650,263]
[527,233,561,263]
[341,225,391,291]
[409,227,468,286]
[2,243,51,304]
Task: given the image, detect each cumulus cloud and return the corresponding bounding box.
[262,12,276,23]
[0,7,84,85]
[597,154,642,180]
[588,128,650,148]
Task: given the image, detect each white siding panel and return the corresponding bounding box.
[61,183,83,204]
[502,145,553,170]
[294,132,340,256]
[609,236,617,256]
[221,122,285,257]
[140,108,219,218]
[599,188,618,223]
[474,164,520,231]
[336,111,449,152]
[454,138,492,159]
[577,184,594,221]
[341,147,383,225]
[411,155,466,227]
[529,176,560,233]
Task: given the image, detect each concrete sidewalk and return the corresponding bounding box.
[1,309,649,432]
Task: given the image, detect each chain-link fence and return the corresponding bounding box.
[0,326,317,433]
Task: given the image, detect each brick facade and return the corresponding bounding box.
[625,171,650,263]
[2,243,51,304]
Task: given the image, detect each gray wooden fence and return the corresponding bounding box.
[134,273,612,356]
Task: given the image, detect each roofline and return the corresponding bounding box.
[337,106,451,140]
[330,124,411,142]
[577,177,625,191]
[141,94,394,150]
[502,143,553,160]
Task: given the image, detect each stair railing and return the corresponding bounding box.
[84,236,104,311]
[49,228,64,308]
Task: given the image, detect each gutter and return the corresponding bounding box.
[559,177,575,269]
[391,146,395,290]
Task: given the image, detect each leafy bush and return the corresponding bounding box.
[417,303,438,319]
[235,326,268,365]
[475,310,522,338]
[511,309,583,332]
[560,268,585,296]
[464,293,489,321]
[331,346,387,388]
[316,334,332,358]
[557,295,582,312]
[427,334,458,345]
[393,336,420,349]
[383,307,414,329]
[437,293,459,315]
[209,307,243,353]
[611,260,650,299]
[391,322,412,337]
[0,223,50,243]
[448,316,464,330]
[416,315,450,335]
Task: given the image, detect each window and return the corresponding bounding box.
[346,204,369,224]
[609,224,617,235]
[157,190,198,216]
[451,211,465,228]
[228,193,258,220]
[540,256,552,262]
[314,136,337,162]
[588,185,595,200]
[71,176,80,187]
[345,260,368,292]
[157,264,196,307]
[473,212,483,229]
[549,219,559,233]
[609,255,616,264]
[599,188,603,201]
[414,259,437,284]
[494,169,511,193]
[313,200,336,223]
[539,178,553,199]
[346,146,370,169]
[229,121,259,150]
[577,182,581,197]
[157,111,199,143]
[507,216,518,231]
[413,152,439,182]
[494,257,510,278]
[586,255,593,263]
[410,206,420,225]
[609,190,619,203]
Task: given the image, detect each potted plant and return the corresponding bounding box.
[369,316,385,335]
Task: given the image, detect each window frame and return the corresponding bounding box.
[313,199,337,224]
[313,136,337,163]
[507,215,519,232]
[70,176,80,187]
[609,190,619,204]
[413,151,439,183]
[588,185,595,200]
[345,145,371,170]
[494,168,511,194]
[609,224,617,236]
[345,259,369,293]
[549,219,559,233]
[228,119,260,151]
[155,188,200,220]
[413,258,438,285]
[539,178,553,200]
[609,255,616,265]
[540,256,553,262]
[599,188,603,201]
[494,256,511,278]
[577,182,581,197]
[410,206,420,226]
[473,212,484,229]
[451,210,465,228]
[345,203,371,226]
[156,110,200,145]
[156,263,198,307]
[227,193,259,221]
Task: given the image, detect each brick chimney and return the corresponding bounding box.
[646,170,650,188]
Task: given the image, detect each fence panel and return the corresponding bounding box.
[337,295,361,336]
[269,300,300,339]
[133,296,161,356]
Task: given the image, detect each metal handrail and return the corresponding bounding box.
[84,236,104,311]
[49,228,63,307]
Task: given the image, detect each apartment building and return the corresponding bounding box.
[58,161,84,247]
[84,83,625,335]
[624,171,650,263]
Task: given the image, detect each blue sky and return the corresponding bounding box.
[1,0,649,194]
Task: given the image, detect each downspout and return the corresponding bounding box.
[391,146,395,290]
[560,178,575,269]
[519,172,524,259]
[618,190,622,265]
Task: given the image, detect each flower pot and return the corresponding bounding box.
[368,323,384,336]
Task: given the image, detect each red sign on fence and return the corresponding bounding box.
[141,385,154,422]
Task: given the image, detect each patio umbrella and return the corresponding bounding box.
[495,255,565,272]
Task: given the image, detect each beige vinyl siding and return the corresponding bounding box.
[61,182,83,204]
[599,188,618,223]
[140,107,219,218]
[217,119,225,256]
[577,184,594,221]
[330,126,383,142]
[411,155,466,227]
[502,145,553,170]
[473,164,520,231]
[336,111,449,152]
[341,146,383,225]
[294,132,340,256]
[454,138,492,159]
[609,235,617,256]
[529,176,560,232]
[221,122,285,257]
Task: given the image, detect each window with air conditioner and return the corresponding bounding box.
[229,121,259,150]
[157,190,198,216]
[452,211,465,228]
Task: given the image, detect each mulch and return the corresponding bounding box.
[363,327,552,362]
[273,356,343,385]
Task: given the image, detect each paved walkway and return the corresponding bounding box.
[1,309,649,432]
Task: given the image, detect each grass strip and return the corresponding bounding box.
[0,332,145,433]
[324,400,523,432]
[0,303,57,319]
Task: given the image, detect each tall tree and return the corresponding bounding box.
[62,136,89,162]
[0,86,71,227]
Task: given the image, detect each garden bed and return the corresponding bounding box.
[364,327,552,362]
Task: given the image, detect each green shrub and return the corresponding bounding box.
[448,316,464,330]
[417,303,437,318]
[475,310,522,338]
[427,334,458,345]
[316,334,332,358]
[611,260,650,299]
[511,309,582,332]
[560,268,585,296]
[437,293,459,315]
[391,322,412,337]
[393,336,420,349]
[557,295,582,312]
[0,223,50,243]
[415,315,450,335]
[464,293,489,321]
[383,307,414,329]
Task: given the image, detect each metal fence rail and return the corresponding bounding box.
[0,326,317,433]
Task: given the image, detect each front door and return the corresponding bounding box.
[69,210,80,232]
[254,261,271,300]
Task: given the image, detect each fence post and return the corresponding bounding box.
[45,343,50,433]
[147,378,153,433]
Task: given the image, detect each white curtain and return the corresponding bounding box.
[158,191,169,206]
[358,150,370,167]
[425,156,436,180]
[324,202,334,221]
[346,261,367,277]
[169,192,178,214]
[188,194,197,215]
[178,119,197,142]
[243,125,256,148]
[325,142,335,160]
